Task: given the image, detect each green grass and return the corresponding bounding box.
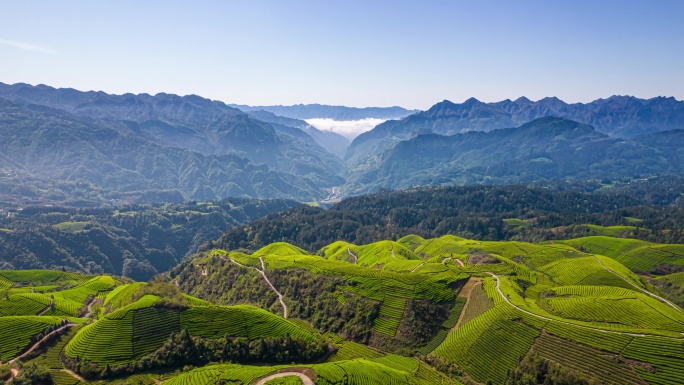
[560,236,684,273]
[0,316,64,361]
[321,240,423,270]
[459,281,493,325]
[539,255,637,289]
[52,275,118,316]
[181,305,317,341]
[103,282,146,313]
[256,251,463,304]
[532,333,646,385]
[254,242,310,257]
[419,297,468,355]
[66,298,319,365]
[0,293,51,316]
[49,370,82,385]
[621,336,684,385]
[329,341,383,361]
[539,286,684,332]
[164,358,451,385]
[503,218,529,228]
[54,221,91,233]
[0,274,12,289]
[585,224,637,237]
[0,270,64,284]
[26,324,83,370]
[434,306,540,385]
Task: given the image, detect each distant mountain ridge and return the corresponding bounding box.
[230,103,418,120]
[246,109,351,157]
[345,95,684,167]
[344,116,684,195]
[2,82,684,204]
[0,83,348,203]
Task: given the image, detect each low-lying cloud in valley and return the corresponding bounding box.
[305,118,386,140]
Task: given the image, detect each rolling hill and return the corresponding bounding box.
[3,226,684,384]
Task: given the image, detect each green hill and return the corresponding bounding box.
[559,236,684,273]
[3,229,684,385]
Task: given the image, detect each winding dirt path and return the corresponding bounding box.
[347,247,358,264]
[9,323,76,364]
[592,256,684,314]
[487,273,683,340]
[455,259,465,267]
[223,256,288,319]
[258,257,288,319]
[410,262,425,273]
[253,371,314,385]
[442,257,452,265]
[452,278,481,330]
[84,297,100,318]
[61,368,86,382]
[36,297,53,316]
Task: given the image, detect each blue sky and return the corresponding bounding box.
[0,1,682,109]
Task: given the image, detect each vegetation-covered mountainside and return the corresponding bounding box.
[0,198,298,280]
[344,117,684,194]
[0,83,345,202]
[212,178,684,253]
[3,225,684,384]
[246,109,351,157]
[345,96,684,166]
[3,82,684,205]
[168,233,684,384]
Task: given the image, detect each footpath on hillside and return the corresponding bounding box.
[452,277,481,330]
[253,370,315,385]
[487,272,683,340]
[222,256,288,319]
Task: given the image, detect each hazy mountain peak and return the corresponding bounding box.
[462,97,481,105]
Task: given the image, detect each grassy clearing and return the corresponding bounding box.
[54,221,91,233]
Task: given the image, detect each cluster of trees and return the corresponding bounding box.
[0,198,298,280]
[211,180,684,254]
[66,328,327,380]
[0,364,10,383]
[171,257,456,351]
[506,354,598,385]
[6,362,53,385]
[652,275,684,309]
[171,258,382,344]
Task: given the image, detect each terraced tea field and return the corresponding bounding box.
[3,231,684,385]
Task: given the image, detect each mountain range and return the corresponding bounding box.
[1,82,683,205]
[344,117,684,195]
[0,83,349,204]
[245,109,351,157]
[344,96,684,166]
[228,103,418,120]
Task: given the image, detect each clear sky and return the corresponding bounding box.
[0,1,682,110]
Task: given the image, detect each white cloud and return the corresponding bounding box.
[305,118,386,140]
[0,39,55,54]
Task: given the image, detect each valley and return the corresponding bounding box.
[3,2,683,384]
[2,83,684,207]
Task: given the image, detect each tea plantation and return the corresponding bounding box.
[2,232,684,384]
